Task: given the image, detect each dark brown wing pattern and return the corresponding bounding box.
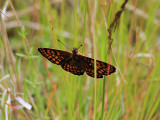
[77,54,116,78]
[38,48,71,65]
[61,60,85,75]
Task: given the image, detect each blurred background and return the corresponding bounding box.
[0,0,160,120]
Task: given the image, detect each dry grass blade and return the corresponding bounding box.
[107,0,129,54]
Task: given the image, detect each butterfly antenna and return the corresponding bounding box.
[57,39,72,51]
[77,44,82,50]
[0,10,9,19]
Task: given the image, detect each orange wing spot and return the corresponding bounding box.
[102,64,106,67]
[97,62,100,66]
[57,52,60,55]
[55,61,59,64]
[99,71,102,74]
[101,70,104,72]
[51,51,55,54]
[47,50,51,54]
[55,56,58,59]
[48,56,52,59]
[97,66,100,69]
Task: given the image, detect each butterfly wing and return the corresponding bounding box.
[85,67,103,78]
[61,58,85,76]
[77,54,116,78]
[38,48,71,65]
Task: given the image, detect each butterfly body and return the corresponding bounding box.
[38,48,116,78]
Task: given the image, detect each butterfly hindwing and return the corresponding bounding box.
[85,67,103,78]
[61,59,85,75]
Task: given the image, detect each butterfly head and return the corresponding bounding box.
[72,48,78,55]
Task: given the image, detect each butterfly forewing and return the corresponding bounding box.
[38,48,71,65]
[77,54,116,78]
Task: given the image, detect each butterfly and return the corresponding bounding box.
[38,48,116,78]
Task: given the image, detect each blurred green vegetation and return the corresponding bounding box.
[0,0,160,120]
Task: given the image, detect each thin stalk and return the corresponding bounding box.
[101,1,113,119]
[79,0,87,119]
